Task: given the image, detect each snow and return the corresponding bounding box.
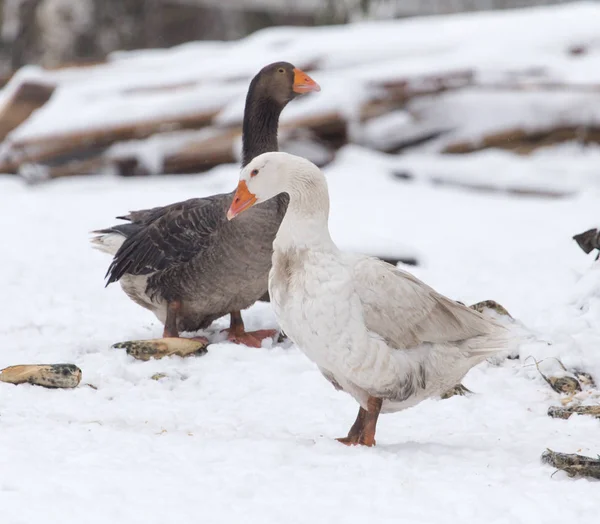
[338,144,600,195]
[2,140,600,522]
[2,2,600,522]
[402,90,600,152]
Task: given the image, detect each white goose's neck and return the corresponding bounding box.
[273,173,335,253]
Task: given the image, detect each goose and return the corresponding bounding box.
[91,62,320,349]
[227,152,514,446]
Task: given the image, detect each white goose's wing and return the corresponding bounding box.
[351,257,503,350]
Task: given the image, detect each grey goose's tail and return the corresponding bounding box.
[90,223,142,256]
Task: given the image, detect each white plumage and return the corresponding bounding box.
[229,151,515,445]
[90,232,125,256]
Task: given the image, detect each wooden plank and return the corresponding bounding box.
[444,126,600,154]
[0,81,55,143]
[163,129,239,173]
[0,109,219,173]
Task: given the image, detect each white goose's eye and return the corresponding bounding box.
[250,169,259,177]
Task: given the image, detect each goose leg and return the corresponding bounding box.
[163,300,181,338]
[162,300,209,345]
[223,311,278,348]
[336,407,366,445]
[112,300,208,360]
[336,397,382,447]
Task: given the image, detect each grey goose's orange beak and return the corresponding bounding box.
[292,68,320,94]
[227,180,257,220]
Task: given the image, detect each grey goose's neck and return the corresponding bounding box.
[241,92,284,168]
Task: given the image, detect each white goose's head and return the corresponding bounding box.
[227,152,321,220]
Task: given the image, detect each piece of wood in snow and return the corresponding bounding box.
[548,405,600,420]
[0,364,82,388]
[542,449,600,480]
[112,337,208,361]
[0,82,55,143]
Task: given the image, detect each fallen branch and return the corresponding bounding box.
[542,449,600,480]
[548,405,600,420]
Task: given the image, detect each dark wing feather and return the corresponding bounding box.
[92,223,142,238]
[116,198,208,224]
[573,228,600,255]
[105,194,228,285]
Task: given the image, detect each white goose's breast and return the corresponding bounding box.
[269,252,356,368]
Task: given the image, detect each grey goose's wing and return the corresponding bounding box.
[116,198,207,225]
[105,194,228,285]
[352,257,502,350]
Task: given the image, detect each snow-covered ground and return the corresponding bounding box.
[1,142,600,523]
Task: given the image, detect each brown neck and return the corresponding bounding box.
[241,81,287,167]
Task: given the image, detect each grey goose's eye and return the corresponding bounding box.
[278,68,285,74]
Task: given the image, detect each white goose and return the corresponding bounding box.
[227,152,512,446]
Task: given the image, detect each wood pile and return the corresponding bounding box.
[2,67,599,184]
[0,68,474,181]
[2,4,600,184]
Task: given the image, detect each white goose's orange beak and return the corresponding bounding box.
[292,68,321,94]
[227,180,257,220]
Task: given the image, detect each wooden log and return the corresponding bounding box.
[0,364,82,388]
[0,81,55,143]
[548,405,600,420]
[0,109,219,173]
[163,129,239,174]
[375,69,474,105]
[542,449,600,480]
[43,59,107,71]
[20,156,107,184]
[444,126,600,154]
